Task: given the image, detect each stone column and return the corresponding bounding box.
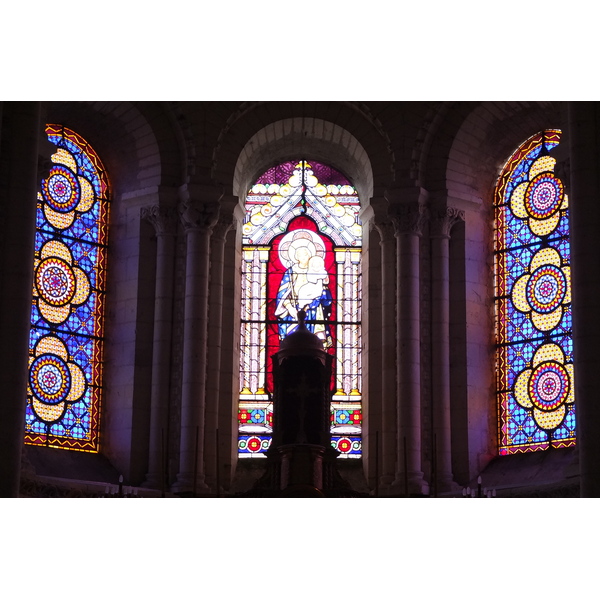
[430,206,464,494]
[568,102,600,497]
[0,102,42,497]
[203,198,236,493]
[173,187,220,494]
[392,201,428,496]
[141,204,177,489]
[373,217,397,488]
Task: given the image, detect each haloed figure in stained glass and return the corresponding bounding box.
[274,228,333,345]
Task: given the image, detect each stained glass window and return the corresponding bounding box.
[494,130,575,454]
[25,125,110,452]
[239,160,362,458]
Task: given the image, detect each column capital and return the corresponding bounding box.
[212,217,234,242]
[391,203,428,237]
[179,197,220,234]
[373,217,396,244]
[430,206,465,239]
[212,194,239,241]
[141,205,178,236]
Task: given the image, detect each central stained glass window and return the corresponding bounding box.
[494,130,575,454]
[238,160,362,458]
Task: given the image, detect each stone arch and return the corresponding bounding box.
[417,101,565,203]
[232,117,375,205]
[211,101,393,200]
[43,101,186,195]
[417,101,568,481]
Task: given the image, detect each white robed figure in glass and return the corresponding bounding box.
[274,228,332,346]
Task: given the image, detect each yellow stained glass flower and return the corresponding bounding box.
[511,246,571,331]
[509,155,567,237]
[33,239,91,324]
[39,148,96,230]
[28,334,86,424]
[514,343,574,431]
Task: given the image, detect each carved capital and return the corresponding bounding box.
[141,205,178,236]
[373,218,396,245]
[391,203,428,236]
[212,217,234,242]
[430,207,465,239]
[179,198,220,234]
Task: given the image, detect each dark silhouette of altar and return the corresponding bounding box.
[240,311,363,497]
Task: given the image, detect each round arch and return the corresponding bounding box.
[232,117,375,206]
[211,101,394,201]
[43,101,186,196]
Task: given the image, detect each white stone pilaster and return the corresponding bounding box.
[373,217,397,487]
[141,204,177,490]
[391,199,428,496]
[430,206,464,494]
[173,187,220,494]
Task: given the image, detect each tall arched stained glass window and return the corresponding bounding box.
[239,160,362,458]
[494,130,575,455]
[25,125,110,452]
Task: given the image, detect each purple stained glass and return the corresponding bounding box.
[255,160,354,187]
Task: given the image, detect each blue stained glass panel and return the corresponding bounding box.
[495,130,575,454]
[25,125,109,452]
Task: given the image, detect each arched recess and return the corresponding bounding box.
[213,114,390,484]
[418,101,567,483]
[212,102,394,197]
[232,118,375,202]
[33,102,188,483]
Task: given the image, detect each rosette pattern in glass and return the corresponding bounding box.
[26,125,110,452]
[494,130,575,454]
[239,160,362,458]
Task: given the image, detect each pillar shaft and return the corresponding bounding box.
[430,207,463,494]
[392,202,427,495]
[374,219,397,486]
[141,205,177,489]
[173,193,219,494]
[204,217,233,492]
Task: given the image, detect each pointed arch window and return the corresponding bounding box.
[238,160,363,458]
[25,125,110,452]
[494,130,575,454]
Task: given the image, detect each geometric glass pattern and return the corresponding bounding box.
[494,130,575,454]
[25,125,110,452]
[239,160,362,458]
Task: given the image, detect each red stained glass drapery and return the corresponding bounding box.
[239,160,362,458]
